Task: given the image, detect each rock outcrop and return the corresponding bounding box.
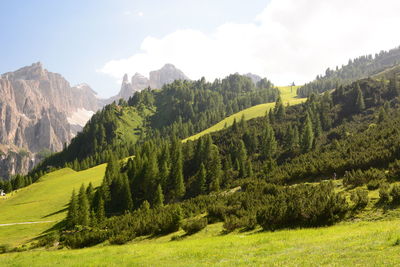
[110,64,190,102]
[0,62,101,178]
[244,73,262,85]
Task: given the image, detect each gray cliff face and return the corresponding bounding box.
[110,64,190,102]
[149,64,189,89]
[244,73,262,85]
[0,62,101,178]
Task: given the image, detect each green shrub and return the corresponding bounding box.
[182,218,207,235]
[0,244,11,254]
[390,184,400,204]
[379,183,391,203]
[109,231,135,245]
[351,188,369,209]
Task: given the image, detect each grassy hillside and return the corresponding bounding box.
[184,85,305,142]
[0,165,106,246]
[1,219,400,266]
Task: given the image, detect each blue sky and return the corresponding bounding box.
[0,0,268,97]
[1,0,399,98]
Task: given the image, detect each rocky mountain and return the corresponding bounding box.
[0,62,101,178]
[111,64,190,102]
[244,73,262,85]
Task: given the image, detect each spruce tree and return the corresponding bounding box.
[378,107,388,123]
[170,139,185,200]
[263,121,277,159]
[78,184,90,226]
[274,95,285,120]
[196,163,207,195]
[120,174,134,211]
[301,114,314,152]
[86,182,95,205]
[355,84,365,112]
[237,140,248,178]
[388,74,399,98]
[153,184,164,207]
[66,189,79,228]
[207,145,221,192]
[96,197,106,225]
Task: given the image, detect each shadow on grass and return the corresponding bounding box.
[42,207,68,218]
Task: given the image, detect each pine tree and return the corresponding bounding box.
[291,125,300,149]
[120,174,134,211]
[153,184,164,207]
[196,163,207,195]
[96,197,105,225]
[237,140,248,178]
[239,114,247,130]
[86,182,95,205]
[246,160,253,178]
[66,189,79,228]
[207,145,221,192]
[355,84,365,112]
[78,184,90,226]
[301,113,314,152]
[388,74,399,98]
[378,106,388,123]
[170,139,185,200]
[143,152,159,199]
[262,121,277,159]
[274,95,285,120]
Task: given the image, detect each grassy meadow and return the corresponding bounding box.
[0,165,106,246]
[184,85,305,142]
[1,219,400,266]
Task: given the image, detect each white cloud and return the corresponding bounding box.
[137,11,144,17]
[102,0,400,86]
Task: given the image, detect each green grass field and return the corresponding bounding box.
[1,219,400,266]
[184,85,305,142]
[0,165,106,246]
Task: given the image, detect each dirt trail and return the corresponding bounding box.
[0,221,54,227]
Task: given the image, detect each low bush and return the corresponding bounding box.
[182,218,207,235]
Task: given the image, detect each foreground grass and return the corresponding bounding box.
[0,165,106,246]
[1,220,400,266]
[184,85,305,142]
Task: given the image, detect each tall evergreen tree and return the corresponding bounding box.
[274,95,285,120]
[301,113,314,152]
[196,163,207,195]
[78,184,90,226]
[207,145,221,192]
[170,139,185,200]
[153,184,164,208]
[355,84,365,112]
[96,197,105,225]
[237,140,248,178]
[66,189,79,228]
[120,174,134,211]
[262,120,277,159]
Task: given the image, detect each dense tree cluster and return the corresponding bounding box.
[298,46,400,97]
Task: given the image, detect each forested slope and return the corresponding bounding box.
[298,46,400,97]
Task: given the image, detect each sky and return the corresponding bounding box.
[0,0,399,98]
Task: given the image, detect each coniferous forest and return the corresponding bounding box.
[49,67,400,248]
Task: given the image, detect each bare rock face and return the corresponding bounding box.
[149,64,189,89]
[244,73,262,85]
[0,62,101,178]
[110,64,190,102]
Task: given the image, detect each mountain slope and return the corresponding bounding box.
[0,164,106,245]
[184,85,305,141]
[298,46,400,97]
